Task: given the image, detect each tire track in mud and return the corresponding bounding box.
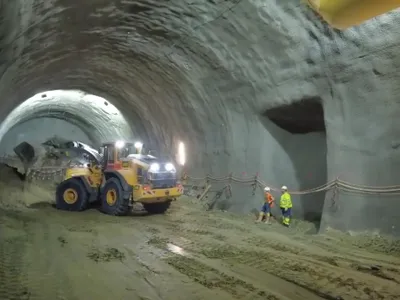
[149,229,399,300]
[23,219,78,300]
[0,212,33,300]
[305,237,400,266]
[247,235,400,284]
[146,235,274,299]
[149,201,400,300]
[165,253,281,300]
[0,236,30,300]
[197,245,398,300]
[148,235,307,300]
[152,212,346,299]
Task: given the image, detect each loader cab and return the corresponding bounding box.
[101,141,134,170]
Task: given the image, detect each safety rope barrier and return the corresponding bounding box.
[183,173,400,195]
[1,154,399,195]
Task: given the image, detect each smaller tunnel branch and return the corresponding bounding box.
[264,97,325,134]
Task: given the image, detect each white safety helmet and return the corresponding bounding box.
[281,185,288,191]
[264,187,271,192]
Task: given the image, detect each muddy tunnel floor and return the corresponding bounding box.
[1,197,400,300]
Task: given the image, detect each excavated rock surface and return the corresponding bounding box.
[0,1,400,234]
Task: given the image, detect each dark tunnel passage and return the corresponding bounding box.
[264,97,326,134]
[263,97,327,227]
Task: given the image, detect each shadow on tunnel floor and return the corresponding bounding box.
[303,212,322,235]
[28,201,150,217]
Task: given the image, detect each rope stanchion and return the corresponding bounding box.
[329,177,339,211]
[225,184,232,199]
[226,173,233,199]
[251,173,258,196]
[206,185,229,211]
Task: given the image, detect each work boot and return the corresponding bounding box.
[282,217,290,227]
[256,212,264,223]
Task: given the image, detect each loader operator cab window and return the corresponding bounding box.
[116,146,132,161]
[107,146,115,163]
[137,166,144,184]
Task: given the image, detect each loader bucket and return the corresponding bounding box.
[14,141,35,166]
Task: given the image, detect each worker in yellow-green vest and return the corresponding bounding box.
[279,185,292,227]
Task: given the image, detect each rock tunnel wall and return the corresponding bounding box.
[0,1,399,235]
[206,110,327,221]
[320,47,400,237]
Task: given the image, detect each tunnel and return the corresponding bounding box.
[0,90,134,153]
[1,2,400,299]
[0,2,399,233]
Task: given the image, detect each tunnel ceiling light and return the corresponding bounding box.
[178,141,186,166]
[134,141,143,154]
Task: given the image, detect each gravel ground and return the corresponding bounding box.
[0,165,399,300]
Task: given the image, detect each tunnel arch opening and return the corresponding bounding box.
[0,89,134,156]
[262,96,327,229]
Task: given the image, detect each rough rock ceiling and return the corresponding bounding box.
[0,1,399,166]
[0,1,321,145]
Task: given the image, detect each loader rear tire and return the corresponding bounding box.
[56,178,88,211]
[143,200,171,214]
[100,177,130,216]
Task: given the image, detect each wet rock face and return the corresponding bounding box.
[0,1,400,233]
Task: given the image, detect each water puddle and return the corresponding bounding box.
[166,243,187,256]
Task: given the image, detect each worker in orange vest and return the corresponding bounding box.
[256,187,275,224]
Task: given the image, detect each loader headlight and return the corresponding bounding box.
[115,140,125,148]
[149,163,160,172]
[165,163,176,172]
[134,141,143,149]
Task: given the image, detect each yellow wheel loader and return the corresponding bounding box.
[55,141,183,216]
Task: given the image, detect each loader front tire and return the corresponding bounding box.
[56,178,88,211]
[100,177,130,216]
